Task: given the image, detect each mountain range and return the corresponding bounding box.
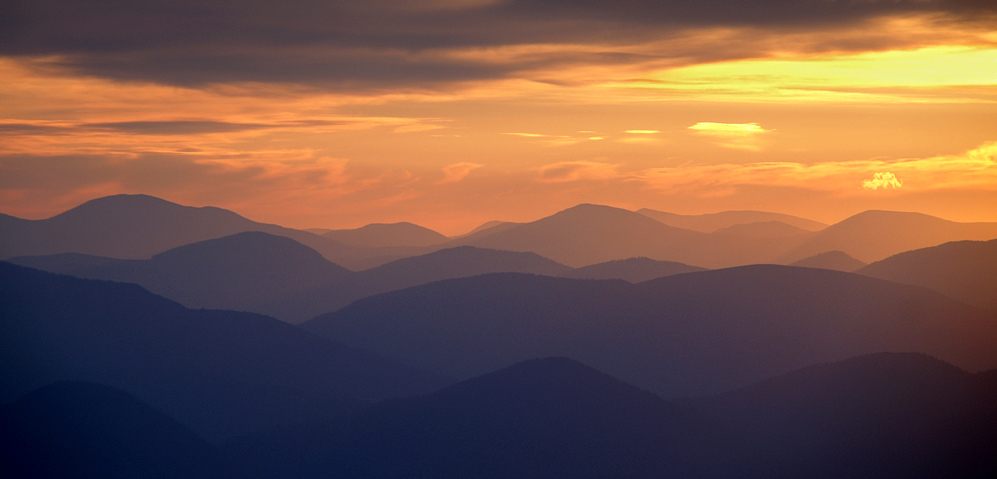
[10,235,703,323]
[304,265,997,397]
[7,195,997,272]
[0,262,448,441]
[857,238,997,311]
[226,353,997,479]
[4,193,997,478]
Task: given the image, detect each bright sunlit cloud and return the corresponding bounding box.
[862,172,904,190]
[633,142,997,195]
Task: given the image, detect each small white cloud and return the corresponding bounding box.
[689,122,771,151]
[436,162,483,185]
[862,172,903,190]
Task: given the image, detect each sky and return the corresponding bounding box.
[2,0,996,235]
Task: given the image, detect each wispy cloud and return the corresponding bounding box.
[688,122,771,151]
[632,142,997,194]
[437,162,483,184]
[536,161,620,183]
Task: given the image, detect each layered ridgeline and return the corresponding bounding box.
[227,354,997,479]
[636,208,827,232]
[0,262,449,442]
[790,251,867,272]
[304,266,997,398]
[857,238,997,312]
[452,204,997,268]
[9,235,701,323]
[0,194,443,269]
[5,195,997,271]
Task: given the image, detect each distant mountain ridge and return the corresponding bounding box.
[304,265,997,397]
[858,239,997,311]
[0,262,449,441]
[4,194,996,275]
[322,222,449,247]
[11,236,703,322]
[0,194,432,270]
[227,353,997,479]
[637,208,827,232]
[790,250,867,272]
[780,210,997,263]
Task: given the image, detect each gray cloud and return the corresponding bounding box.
[0,120,352,137]
[1,1,993,89]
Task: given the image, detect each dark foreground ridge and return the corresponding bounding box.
[226,353,997,479]
[0,262,450,441]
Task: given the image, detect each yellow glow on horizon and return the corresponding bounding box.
[618,46,997,103]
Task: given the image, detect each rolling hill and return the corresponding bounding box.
[0,262,449,441]
[857,239,997,311]
[304,266,997,398]
[637,208,826,232]
[780,210,997,264]
[564,257,706,282]
[226,354,997,479]
[225,357,703,479]
[322,222,449,248]
[790,250,867,272]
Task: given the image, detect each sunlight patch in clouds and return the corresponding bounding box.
[633,142,997,195]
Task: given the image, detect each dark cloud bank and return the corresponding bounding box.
[1,1,994,88]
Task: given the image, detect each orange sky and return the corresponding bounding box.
[2,2,996,235]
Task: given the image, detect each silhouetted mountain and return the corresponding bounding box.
[359,245,572,288]
[0,262,449,441]
[226,357,704,479]
[304,266,997,397]
[226,354,997,479]
[456,204,707,267]
[0,194,330,258]
[323,222,449,247]
[262,246,574,322]
[9,242,574,323]
[450,220,523,240]
[0,194,421,270]
[448,204,817,268]
[780,210,997,263]
[693,352,997,478]
[637,208,826,232]
[713,220,810,238]
[790,250,866,272]
[9,232,354,322]
[564,257,706,283]
[1,381,235,479]
[858,239,997,311]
